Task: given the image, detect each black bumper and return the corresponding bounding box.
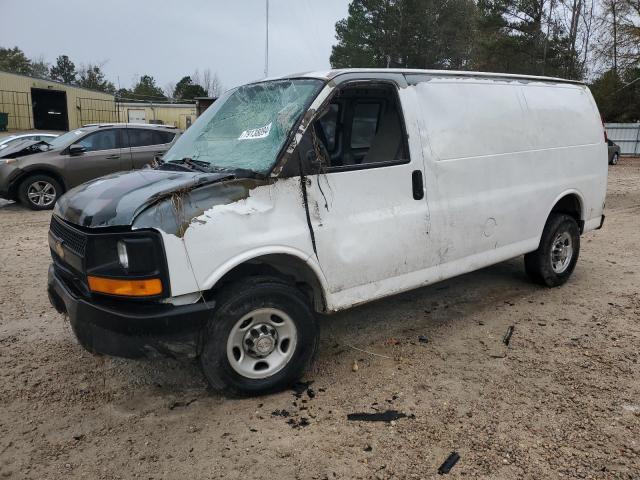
[47,265,211,359]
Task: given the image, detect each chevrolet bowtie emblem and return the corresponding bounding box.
[55,240,65,259]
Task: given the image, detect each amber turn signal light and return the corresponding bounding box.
[87,276,162,297]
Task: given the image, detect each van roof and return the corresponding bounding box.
[274,68,584,85]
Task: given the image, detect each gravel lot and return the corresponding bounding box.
[1,159,639,479]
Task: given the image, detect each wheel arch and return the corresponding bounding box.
[548,190,585,233]
[10,168,67,198]
[202,249,330,313]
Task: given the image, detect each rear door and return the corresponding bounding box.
[124,127,176,169]
[65,128,126,187]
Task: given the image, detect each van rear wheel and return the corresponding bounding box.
[200,276,318,396]
[525,213,580,287]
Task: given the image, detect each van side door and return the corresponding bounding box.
[407,74,537,266]
[296,78,431,305]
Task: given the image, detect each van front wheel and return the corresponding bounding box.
[525,213,580,287]
[200,276,318,396]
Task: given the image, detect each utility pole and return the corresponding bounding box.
[264,0,269,78]
[612,0,618,75]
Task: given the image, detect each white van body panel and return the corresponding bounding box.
[150,71,607,312]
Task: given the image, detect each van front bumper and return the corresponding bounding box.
[47,265,211,359]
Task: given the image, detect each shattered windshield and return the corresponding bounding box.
[163,78,324,174]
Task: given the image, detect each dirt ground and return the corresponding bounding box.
[1,159,639,480]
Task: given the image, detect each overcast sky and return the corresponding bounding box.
[2,0,349,92]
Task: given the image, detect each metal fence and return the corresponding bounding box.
[76,97,120,126]
[0,90,33,130]
[604,123,640,155]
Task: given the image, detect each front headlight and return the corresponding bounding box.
[84,231,168,298]
[117,240,129,270]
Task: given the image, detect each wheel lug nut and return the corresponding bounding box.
[260,325,268,334]
[245,338,253,346]
[250,329,259,337]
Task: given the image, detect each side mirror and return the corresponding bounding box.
[69,144,86,156]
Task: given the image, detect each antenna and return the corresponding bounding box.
[264,0,269,78]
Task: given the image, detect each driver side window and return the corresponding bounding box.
[77,129,120,152]
[296,83,408,174]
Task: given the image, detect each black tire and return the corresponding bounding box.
[200,276,319,396]
[18,174,62,210]
[524,213,580,287]
[610,153,619,165]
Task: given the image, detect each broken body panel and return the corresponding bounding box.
[48,68,607,362]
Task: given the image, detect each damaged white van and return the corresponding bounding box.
[47,69,607,395]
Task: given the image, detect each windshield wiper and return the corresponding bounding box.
[166,157,211,173]
[207,165,260,178]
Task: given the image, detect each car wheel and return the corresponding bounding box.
[200,276,319,396]
[524,213,580,287]
[18,174,62,210]
[610,153,619,165]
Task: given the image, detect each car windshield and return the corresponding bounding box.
[47,129,88,149]
[163,78,324,174]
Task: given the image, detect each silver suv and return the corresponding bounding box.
[0,123,180,209]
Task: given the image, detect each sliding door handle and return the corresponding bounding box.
[106,154,120,160]
[412,170,424,200]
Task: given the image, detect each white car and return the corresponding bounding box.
[0,133,58,150]
[47,69,607,395]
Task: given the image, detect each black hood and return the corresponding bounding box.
[55,169,235,228]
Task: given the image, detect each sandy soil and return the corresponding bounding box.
[1,159,639,479]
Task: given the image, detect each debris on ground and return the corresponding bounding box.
[168,398,197,410]
[385,337,400,345]
[502,326,514,346]
[287,417,310,428]
[292,380,313,398]
[347,410,413,422]
[437,451,460,474]
[352,360,359,372]
[418,335,429,343]
[271,409,290,418]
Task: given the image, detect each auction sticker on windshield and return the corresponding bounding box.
[238,122,272,140]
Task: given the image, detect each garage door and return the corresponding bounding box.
[127,109,146,124]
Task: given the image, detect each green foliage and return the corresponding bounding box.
[331,0,582,78]
[331,0,476,69]
[50,55,77,84]
[77,64,116,94]
[0,46,32,74]
[31,56,50,79]
[591,69,640,121]
[133,75,166,99]
[173,76,208,100]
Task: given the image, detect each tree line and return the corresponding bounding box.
[0,47,223,102]
[331,0,640,121]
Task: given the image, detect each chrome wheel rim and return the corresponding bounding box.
[226,308,297,379]
[27,181,56,207]
[551,231,573,274]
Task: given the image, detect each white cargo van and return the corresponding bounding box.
[47,69,607,395]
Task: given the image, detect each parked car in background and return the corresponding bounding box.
[0,123,180,209]
[0,133,58,150]
[607,139,621,165]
